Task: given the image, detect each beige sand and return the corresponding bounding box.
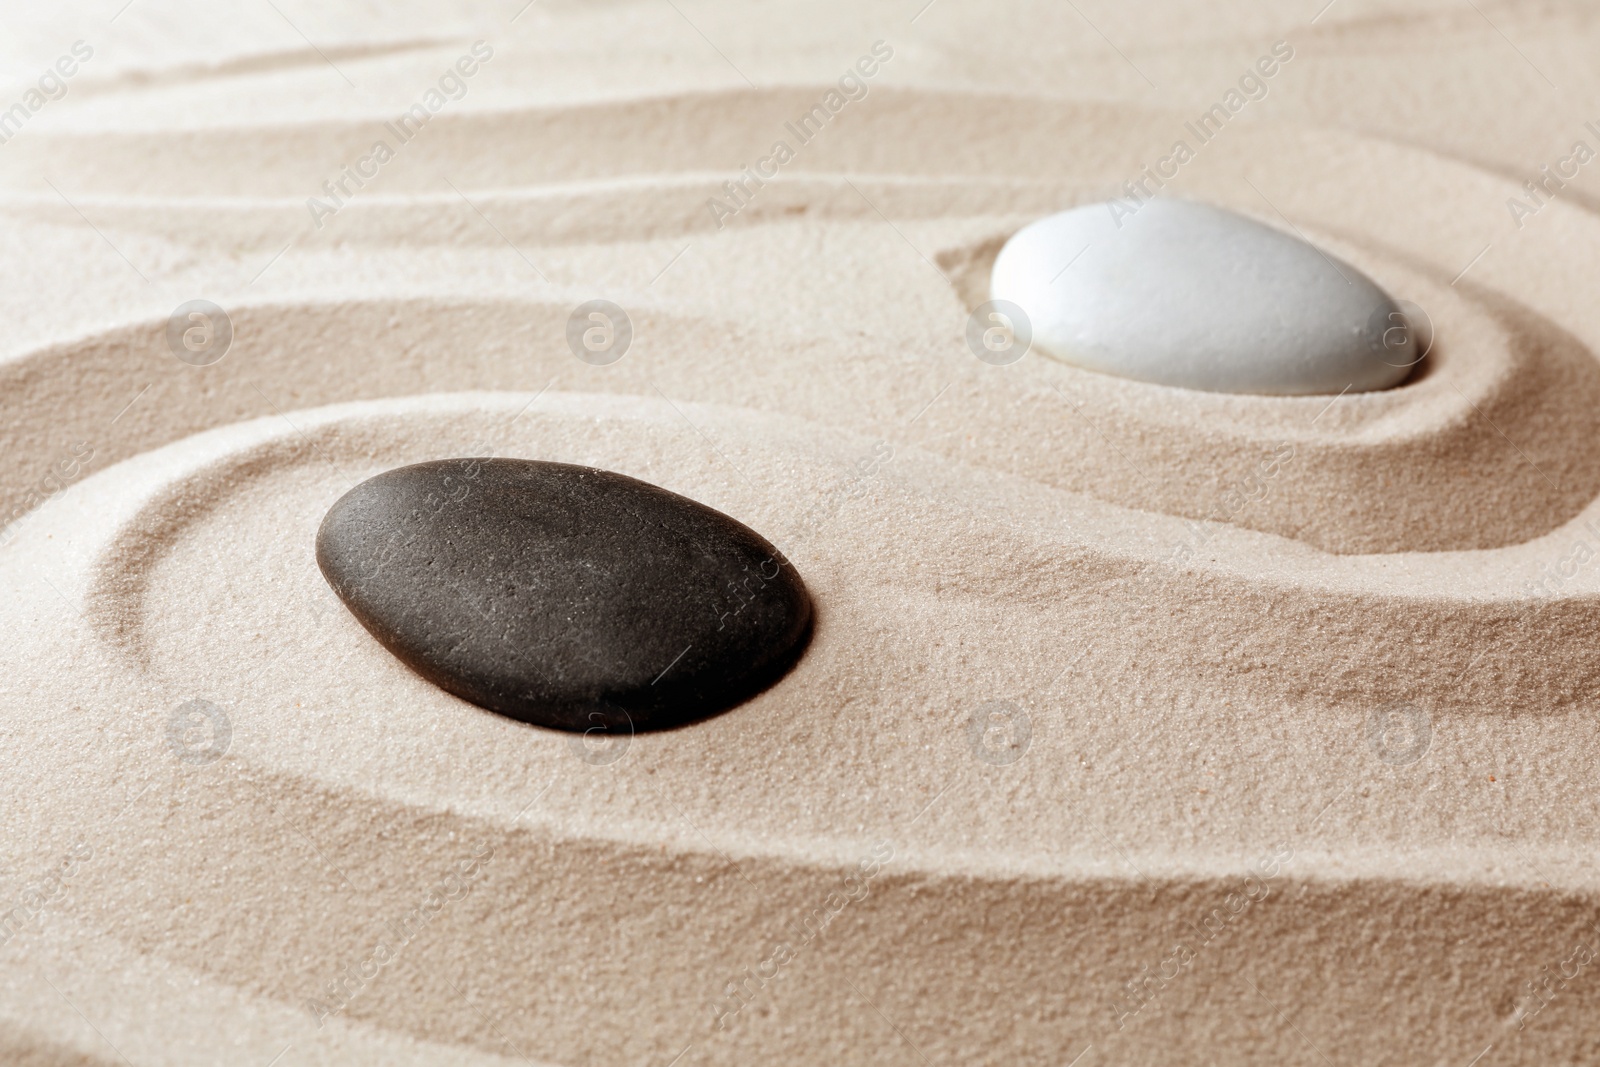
[4,2,1600,1064]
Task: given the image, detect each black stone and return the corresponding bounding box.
[315,459,812,732]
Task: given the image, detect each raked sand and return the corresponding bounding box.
[4,2,1600,1064]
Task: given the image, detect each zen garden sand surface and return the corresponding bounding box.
[3,1,1600,1064]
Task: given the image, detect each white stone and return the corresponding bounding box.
[989,199,1417,395]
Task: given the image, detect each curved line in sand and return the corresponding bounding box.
[8,389,1596,1059]
[1,276,1595,557]
[65,391,1600,723]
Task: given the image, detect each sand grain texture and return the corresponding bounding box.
[3,1,1600,1064]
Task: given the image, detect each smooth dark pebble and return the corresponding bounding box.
[316,459,812,732]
